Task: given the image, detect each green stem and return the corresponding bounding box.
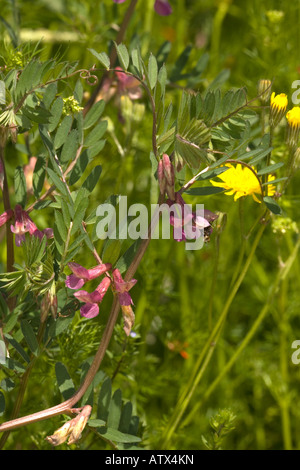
[208,232,220,331]
[0,146,14,274]
[159,221,267,449]
[278,276,293,450]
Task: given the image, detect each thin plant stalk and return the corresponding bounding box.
[160,221,267,449]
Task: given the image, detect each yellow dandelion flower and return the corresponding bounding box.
[270,92,288,127]
[286,106,300,148]
[286,106,300,129]
[211,163,276,203]
[270,92,288,112]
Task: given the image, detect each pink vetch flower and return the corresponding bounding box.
[8,205,53,247]
[112,268,137,336]
[112,0,172,16]
[115,67,142,100]
[66,262,112,290]
[154,0,172,16]
[166,193,218,242]
[0,209,14,227]
[74,276,112,319]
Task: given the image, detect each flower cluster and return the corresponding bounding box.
[66,262,137,335]
[0,205,53,246]
[167,192,218,243]
[62,96,83,116]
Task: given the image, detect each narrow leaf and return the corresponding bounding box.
[148,53,158,90]
[115,42,130,70]
[20,320,39,356]
[55,362,75,400]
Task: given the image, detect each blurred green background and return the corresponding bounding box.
[1,0,300,450]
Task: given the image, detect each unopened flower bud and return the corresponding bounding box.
[174,152,185,173]
[121,304,135,336]
[162,153,175,186]
[257,79,272,104]
[157,159,166,195]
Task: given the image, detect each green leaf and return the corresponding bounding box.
[69,149,89,186]
[48,97,64,132]
[119,401,133,434]
[184,186,225,195]
[55,362,75,400]
[54,115,73,149]
[46,167,70,199]
[71,190,89,234]
[14,166,27,208]
[148,53,158,90]
[131,48,144,77]
[54,209,68,240]
[88,49,110,69]
[102,239,122,266]
[115,43,130,70]
[107,389,122,429]
[263,196,282,215]
[60,129,78,164]
[32,157,46,198]
[115,239,142,274]
[97,377,112,421]
[84,100,105,129]
[20,320,39,356]
[15,60,43,100]
[5,334,30,364]
[88,419,106,428]
[48,309,76,338]
[22,105,52,124]
[82,165,102,193]
[42,82,58,109]
[257,162,284,176]
[97,427,141,444]
[84,121,107,147]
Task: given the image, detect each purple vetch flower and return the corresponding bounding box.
[112,0,172,16]
[66,262,112,290]
[112,268,137,336]
[154,0,172,16]
[74,277,112,319]
[9,204,53,246]
[167,193,218,242]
